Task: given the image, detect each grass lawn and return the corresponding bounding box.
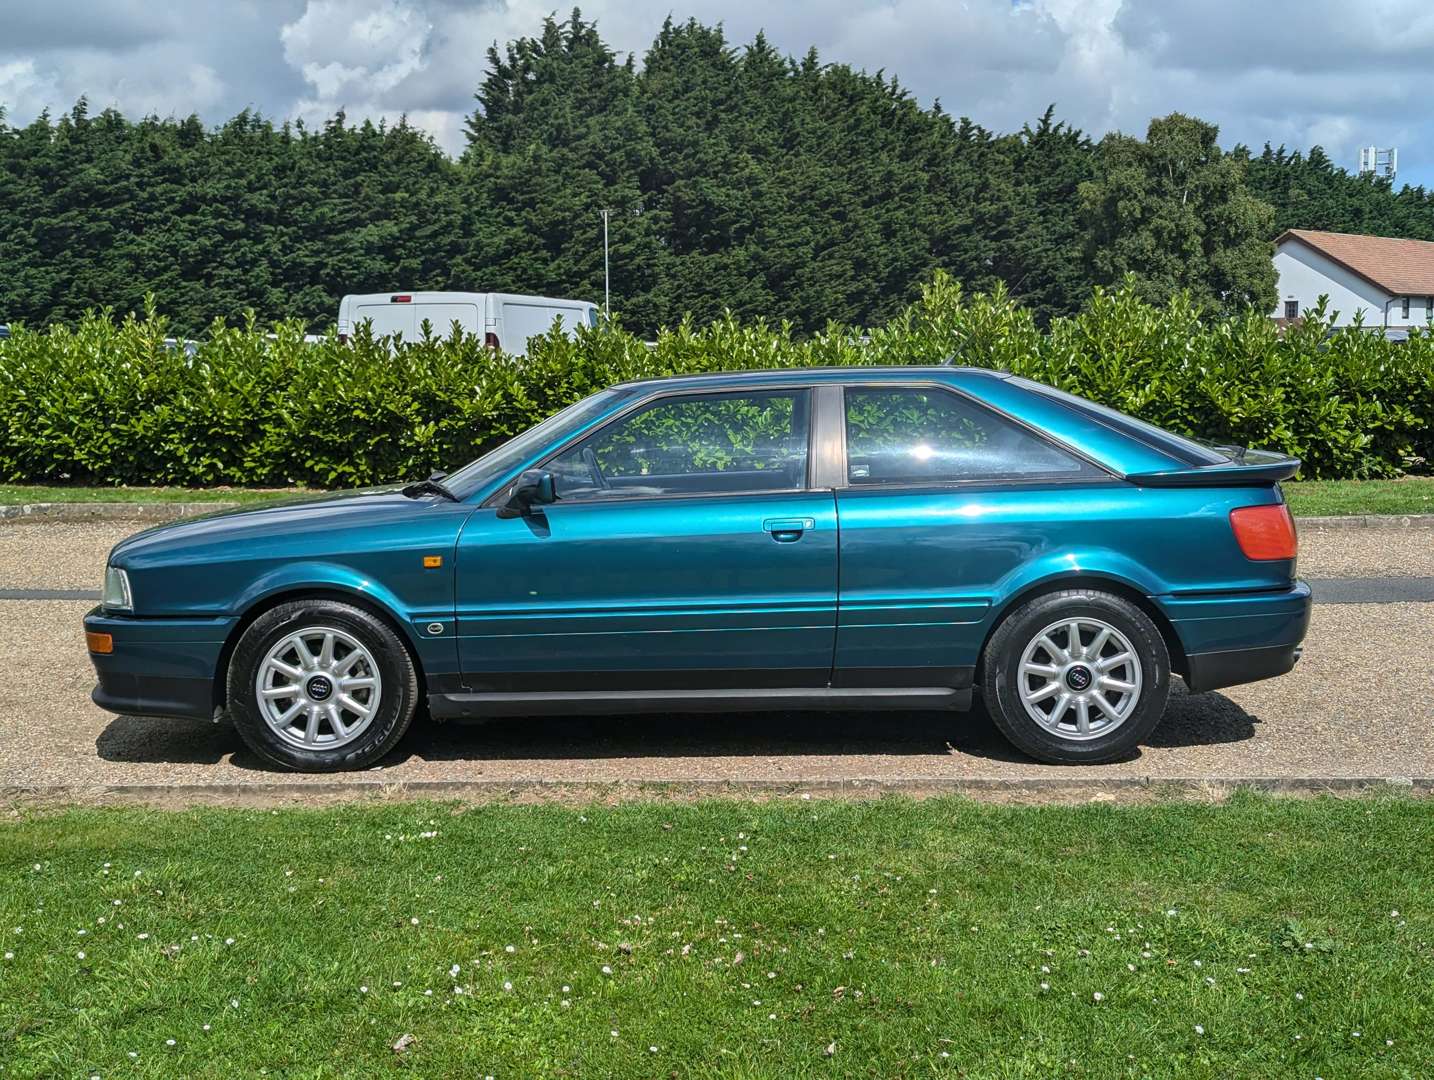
[0,485,318,505]
[0,795,1429,1078]
[1282,476,1434,517]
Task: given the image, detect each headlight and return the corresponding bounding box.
[102,565,132,611]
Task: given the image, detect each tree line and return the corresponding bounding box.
[3,10,1433,338]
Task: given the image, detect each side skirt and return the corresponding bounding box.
[429,686,973,719]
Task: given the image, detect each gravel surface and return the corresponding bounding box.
[4,593,1431,791]
[0,521,139,589]
[1297,526,1434,579]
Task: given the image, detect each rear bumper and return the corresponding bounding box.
[1183,641,1303,694]
[1157,580,1312,693]
[84,607,235,721]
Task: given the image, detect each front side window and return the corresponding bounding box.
[843,386,1093,485]
[444,389,628,498]
[547,389,809,500]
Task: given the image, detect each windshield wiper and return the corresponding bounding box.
[401,477,458,501]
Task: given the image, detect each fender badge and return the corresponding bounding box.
[426,622,445,635]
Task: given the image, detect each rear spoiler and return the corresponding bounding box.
[1126,453,1300,488]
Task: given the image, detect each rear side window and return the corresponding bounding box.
[1011,377,1230,467]
[843,386,1095,485]
[548,389,810,499]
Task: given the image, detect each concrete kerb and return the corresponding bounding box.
[2,776,1429,809]
[0,501,242,521]
[3,501,1434,529]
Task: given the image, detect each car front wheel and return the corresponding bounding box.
[227,599,420,772]
[981,589,1170,764]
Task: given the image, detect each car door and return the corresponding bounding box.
[832,382,1106,689]
[454,386,838,691]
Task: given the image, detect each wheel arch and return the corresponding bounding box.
[976,572,1187,684]
[213,585,426,713]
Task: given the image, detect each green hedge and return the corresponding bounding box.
[0,276,1430,486]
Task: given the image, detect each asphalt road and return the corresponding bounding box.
[1,519,1431,793]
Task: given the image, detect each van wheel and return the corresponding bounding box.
[227,600,419,772]
[981,589,1169,764]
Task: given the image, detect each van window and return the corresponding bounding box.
[354,304,414,340]
[415,303,480,338]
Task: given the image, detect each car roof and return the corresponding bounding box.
[610,365,1008,392]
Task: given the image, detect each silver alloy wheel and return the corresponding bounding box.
[1016,617,1143,741]
[254,625,382,750]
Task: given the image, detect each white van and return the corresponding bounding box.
[337,291,598,355]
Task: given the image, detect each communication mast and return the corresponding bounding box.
[1358,146,1398,180]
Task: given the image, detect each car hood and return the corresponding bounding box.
[108,487,447,565]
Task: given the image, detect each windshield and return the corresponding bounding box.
[444,389,628,498]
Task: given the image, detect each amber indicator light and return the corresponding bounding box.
[423,555,443,569]
[86,631,114,654]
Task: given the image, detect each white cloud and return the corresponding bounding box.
[281,0,434,100]
[0,46,225,121]
[0,59,62,120]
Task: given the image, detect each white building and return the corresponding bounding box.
[1272,229,1434,332]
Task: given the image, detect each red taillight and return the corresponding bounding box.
[1230,504,1297,560]
[484,332,500,350]
[390,294,412,303]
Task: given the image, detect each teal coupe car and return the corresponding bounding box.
[85,368,1310,771]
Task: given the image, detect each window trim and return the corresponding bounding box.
[831,380,1117,492]
[1283,299,1299,320]
[482,385,819,509]
[1401,296,1411,319]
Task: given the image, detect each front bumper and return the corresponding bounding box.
[1157,580,1312,694]
[84,607,236,721]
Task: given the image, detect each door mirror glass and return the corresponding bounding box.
[500,469,556,517]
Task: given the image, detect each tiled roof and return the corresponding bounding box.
[1278,229,1434,295]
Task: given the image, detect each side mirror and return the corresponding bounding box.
[498,469,556,518]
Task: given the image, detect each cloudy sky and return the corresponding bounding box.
[3,0,1432,189]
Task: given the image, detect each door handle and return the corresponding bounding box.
[763,517,814,543]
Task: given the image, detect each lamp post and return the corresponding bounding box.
[599,208,613,318]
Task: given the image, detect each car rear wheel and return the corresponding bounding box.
[227,599,419,772]
[981,589,1170,764]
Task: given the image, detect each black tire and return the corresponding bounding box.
[227,599,420,772]
[980,589,1170,765]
